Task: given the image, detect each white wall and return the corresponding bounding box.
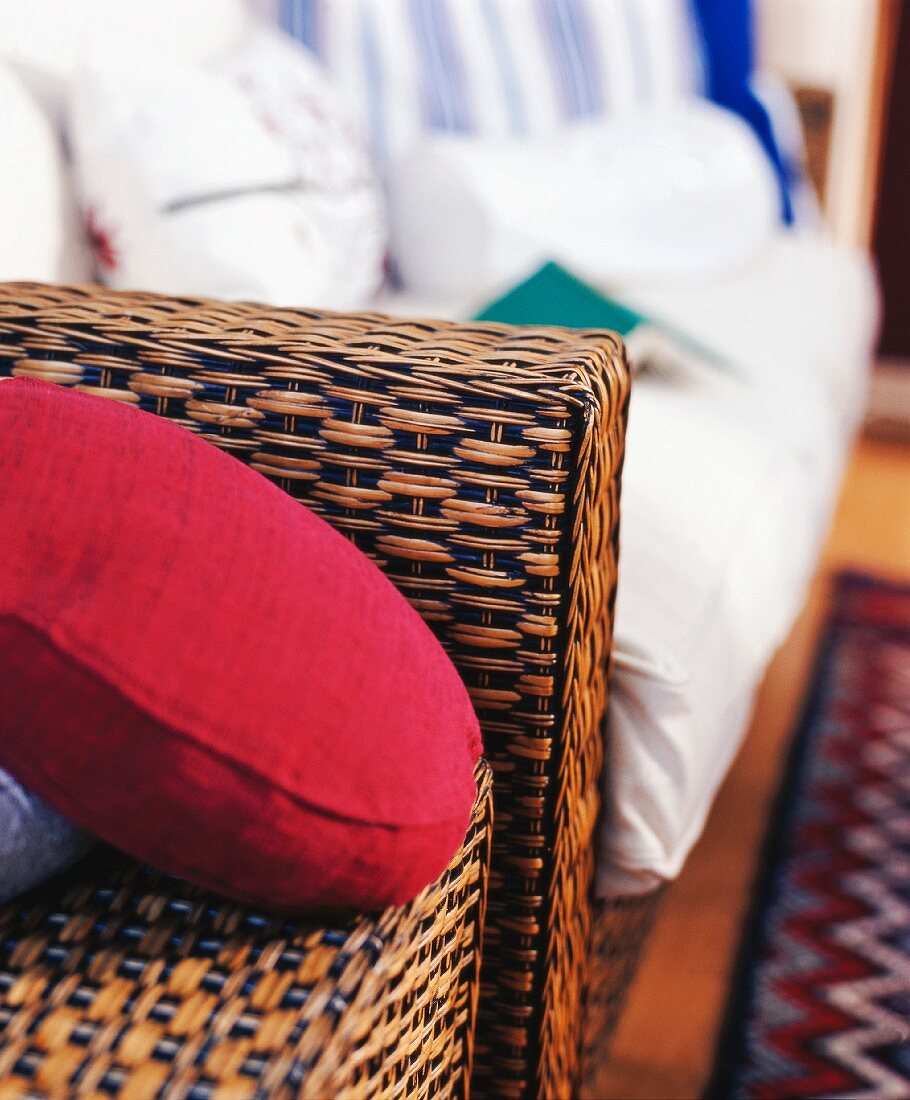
[758,0,883,247]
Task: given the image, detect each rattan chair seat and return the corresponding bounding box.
[0,763,492,1099]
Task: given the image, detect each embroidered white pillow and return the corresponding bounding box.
[67,27,386,309]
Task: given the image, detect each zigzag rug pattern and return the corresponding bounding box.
[710,572,910,1099]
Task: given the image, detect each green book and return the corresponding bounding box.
[475,261,645,335]
[475,261,733,379]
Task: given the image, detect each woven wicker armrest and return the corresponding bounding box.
[0,283,631,1099]
[0,762,492,1099]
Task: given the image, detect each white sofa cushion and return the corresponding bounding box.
[599,234,878,894]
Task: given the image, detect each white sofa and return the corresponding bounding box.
[380,228,878,896]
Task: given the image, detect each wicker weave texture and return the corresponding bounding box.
[0,283,631,1099]
[0,763,492,1100]
[580,890,666,1096]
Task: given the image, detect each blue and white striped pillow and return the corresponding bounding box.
[263,0,798,220]
[268,0,706,160]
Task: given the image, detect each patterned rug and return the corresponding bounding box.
[709,572,910,1099]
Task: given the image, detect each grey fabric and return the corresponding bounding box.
[0,767,92,903]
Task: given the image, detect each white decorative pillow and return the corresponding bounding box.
[0,61,66,282]
[0,0,249,285]
[67,27,386,309]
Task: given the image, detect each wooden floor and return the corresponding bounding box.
[599,435,910,1100]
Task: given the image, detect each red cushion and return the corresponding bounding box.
[0,378,481,909]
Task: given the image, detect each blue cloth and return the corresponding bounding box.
[690,0,795,223]
[0,768,92,903]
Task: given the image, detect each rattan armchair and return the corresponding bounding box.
[0,283,635,1099]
